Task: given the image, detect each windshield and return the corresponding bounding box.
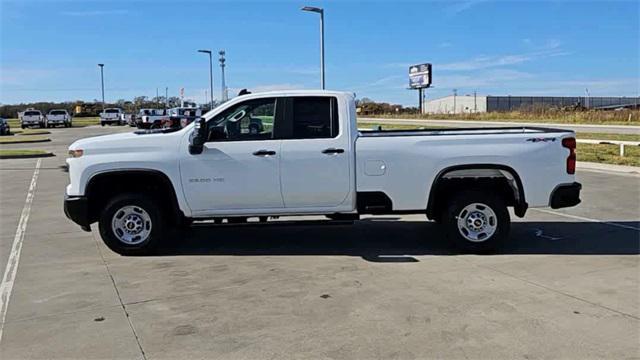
[50,110,66,115]
[24,111,40,116]
[105,109,120,113]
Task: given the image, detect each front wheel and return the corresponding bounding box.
[98,193,165,255]
[442,190,510,254]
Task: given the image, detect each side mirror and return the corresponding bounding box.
[189,117,207,155]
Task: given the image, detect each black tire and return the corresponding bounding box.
[101,122,105,127]
[442,190,510,254]
[98,193,165,255]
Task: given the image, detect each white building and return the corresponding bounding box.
[424,95,640,114]
[423,94,487,114]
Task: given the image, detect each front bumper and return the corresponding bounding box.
[64,193,91,231]
[550,182,582,209]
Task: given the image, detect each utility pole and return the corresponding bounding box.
[219,50,227,102]
[156,88,159,107]
[165,87,168,108]
[98,64,105,112]
[453,88,458,114]
[585,88,591,109]
[197,49,214,110]
[474,90,477,113]
[302,6,325,89]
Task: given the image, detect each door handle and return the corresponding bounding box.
[322,148,344,155]
[253,149,276,156]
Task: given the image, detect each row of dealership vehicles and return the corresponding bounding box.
[17,106,202,129]
[64,90,582,256]
[19,109,72,128]
[100,107,202,129]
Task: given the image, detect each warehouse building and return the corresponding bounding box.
[423,95,639,114]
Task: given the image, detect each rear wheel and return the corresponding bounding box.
[441,190,510,254]
[98,193,165,255]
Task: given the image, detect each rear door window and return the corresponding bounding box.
[290,97,339,139]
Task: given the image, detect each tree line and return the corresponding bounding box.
[0,96,417,118]
[356,98,419,115]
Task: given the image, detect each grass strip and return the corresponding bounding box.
[0,135,50,144]
[0,149,53,159]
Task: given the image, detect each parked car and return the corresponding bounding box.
[137,108,168,129]
[0,118,10,135]
[166,107,203,128]
[19,109,45,128]
[45,109,72,128]
[64,90,581,255]
[100,108,124,126]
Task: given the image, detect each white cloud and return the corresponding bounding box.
[444,0,489,15]
[438,48,569,71]
[59,9,129,16]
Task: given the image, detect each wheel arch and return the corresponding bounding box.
[85,169,184,224]
[426,164,528,219]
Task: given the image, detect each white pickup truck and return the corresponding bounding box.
[100,108,124,126]
[45,109,72,128]
[19,109,45,128]
[64,90,581,255]
[136,109,169,129]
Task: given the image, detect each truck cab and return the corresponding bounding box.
[100,108,124,126]
[46,109,72,128]
[19,109,44,128]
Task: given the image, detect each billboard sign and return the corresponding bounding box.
[409,63,432,89]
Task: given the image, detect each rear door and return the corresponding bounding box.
[279,96,352,209]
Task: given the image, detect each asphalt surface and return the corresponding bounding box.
[0,125,639,359]
[361,117,640,135]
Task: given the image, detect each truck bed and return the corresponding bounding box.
[359,126,573,137]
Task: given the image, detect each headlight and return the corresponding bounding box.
[68,149,84,158]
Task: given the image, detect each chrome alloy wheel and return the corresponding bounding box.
[456,203,497,242]
[111,205,152,245]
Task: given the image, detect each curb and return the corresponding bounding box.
[0,152,54,160]
[577,161,640,175]
[0,138,51,145]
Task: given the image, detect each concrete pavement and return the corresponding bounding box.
[0,125,638,359]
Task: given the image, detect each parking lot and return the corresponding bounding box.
[0,125,638,359]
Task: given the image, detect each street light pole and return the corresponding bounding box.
[198,49,214,110]
[98,64,105,112]
[302,6,325,89]
[219,50,227,102]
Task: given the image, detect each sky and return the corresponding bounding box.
[1,0,639,106]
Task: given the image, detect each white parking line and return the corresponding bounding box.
[0,159,41,344]
[532,208,640,231]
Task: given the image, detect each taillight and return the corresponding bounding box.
[562,137,576,174]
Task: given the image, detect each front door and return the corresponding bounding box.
[180,97,284,213]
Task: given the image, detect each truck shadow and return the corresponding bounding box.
[155,220,640,260]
